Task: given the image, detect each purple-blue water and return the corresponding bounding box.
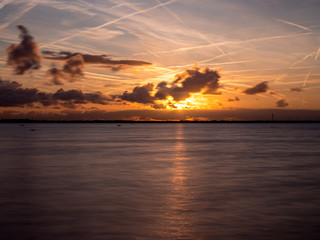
[0,123,320,240]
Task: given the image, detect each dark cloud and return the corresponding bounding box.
[276,99,289,108]
[0,79,109,107]
[291,87,303,92]
[119,83,155,104]
[45,51,150,84]
[155,65,222,101]
[243,81,269,95]
[47,66,64,85]
[62,54,84,78]
[116,65,222,108]
[0,79,41,107]
[6,25,41,75]
[53,88,108,105]
[42,51,152,67]
[47,54,85,85]
[228,96,240,101]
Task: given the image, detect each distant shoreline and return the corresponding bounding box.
[0,119,319,123]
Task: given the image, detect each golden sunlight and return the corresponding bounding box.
[160,94,208,110]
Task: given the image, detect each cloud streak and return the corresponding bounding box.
[42,51,151,66]
[44,51,151,84]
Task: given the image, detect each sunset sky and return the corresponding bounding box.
[0,0,319,120]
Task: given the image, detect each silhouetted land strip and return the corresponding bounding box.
[0,119,319,123]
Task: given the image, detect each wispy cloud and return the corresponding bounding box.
[315,47,320,61]
[0,0,39,29]
[303,71,312,87]
[155,0,231,61]
[132,32,311,57]
[290,51,316,67]
[41,0,176,49]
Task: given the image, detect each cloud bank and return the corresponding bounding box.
[0,79,110,108]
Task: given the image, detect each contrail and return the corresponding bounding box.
[154,0,232,61]
[0,0,12,10]
[290,51,315,67]
[315,47,320,61]
[303,71,312,87]
[41,0,176,49]
[276,18,312,32]
[132,32,311,57]
[0,0,39,29]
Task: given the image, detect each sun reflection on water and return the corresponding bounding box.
[159,124,196,239]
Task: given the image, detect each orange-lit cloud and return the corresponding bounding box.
[155,65,221,101]
[116,65,222,109]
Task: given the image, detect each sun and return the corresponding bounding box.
[159,95,207,110]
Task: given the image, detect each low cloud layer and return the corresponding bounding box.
[276,99,289,108]
[0,79,110,107]
[7,25,41,75]
[243,81,269,95]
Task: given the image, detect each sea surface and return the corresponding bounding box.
[0,123,319,240]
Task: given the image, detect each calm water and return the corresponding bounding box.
[0,123,319,240]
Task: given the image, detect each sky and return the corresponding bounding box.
[0,0,319,120]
